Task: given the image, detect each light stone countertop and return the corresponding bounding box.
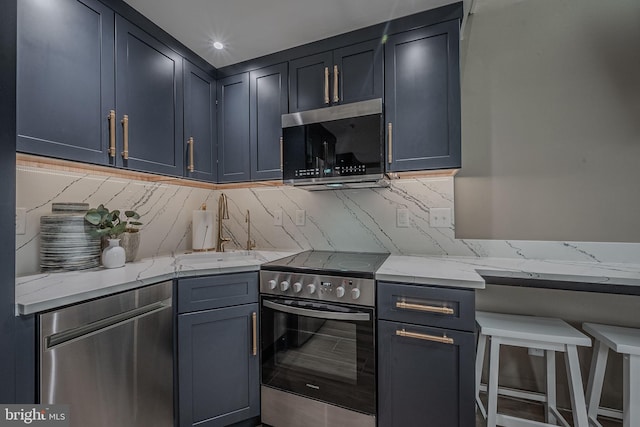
[15,250,295,315]
[16,251,640,316]
[376,255,640,291]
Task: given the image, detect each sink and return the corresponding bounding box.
[175,250,257,266]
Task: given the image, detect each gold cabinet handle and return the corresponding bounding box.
[396,329,454,345]
[121,115,129,160]
[387,122,393,164]
[324,67,330,104]
[279,136,283,171]
[251,312,257,356]
[396,300,454,315]
[333,65,339,103]
[188,137,195,172]
[108,110,116,158]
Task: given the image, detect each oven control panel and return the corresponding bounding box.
[259,271,375,307]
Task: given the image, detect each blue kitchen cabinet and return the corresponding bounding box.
[249,63,288,181]
[115,15,184,176]
[377,282,475,427]
[177,273,260,427]
[384,19,461,172]
[16,0,115,165]
[217,73,251,183]
[289,39,383,112]
[184,60,217,182]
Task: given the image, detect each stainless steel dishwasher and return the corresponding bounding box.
[39,281,173,427]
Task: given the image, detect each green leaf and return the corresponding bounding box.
[129,221,143,226]
[125,210,140,220]
[85,211,102,225]
[111,223,127,237]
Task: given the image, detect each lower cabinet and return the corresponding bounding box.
[176,273,260,427]
[377,282,475,427]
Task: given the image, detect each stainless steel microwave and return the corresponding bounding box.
[281,98,387,190]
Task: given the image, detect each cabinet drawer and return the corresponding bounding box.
[177,272,258,313]
[377,282,475,332]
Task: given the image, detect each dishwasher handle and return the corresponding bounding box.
[45,298,172,350]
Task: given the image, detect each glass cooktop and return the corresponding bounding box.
[260,250,390,279]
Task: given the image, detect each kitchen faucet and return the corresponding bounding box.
[245,210,256,251]
[215,193,231,252]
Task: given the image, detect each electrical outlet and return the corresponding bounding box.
[528,348,544,357]
[295,210,306,226]
[396,208,410,228]
[16,208,26,235]
[273,210,283,226]
[429,207,452,228]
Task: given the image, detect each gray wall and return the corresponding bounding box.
[456,0,640,242]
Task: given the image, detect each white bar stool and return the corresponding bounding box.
[582,323,640,427]
[476,311,592,427]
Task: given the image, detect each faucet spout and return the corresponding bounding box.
[215,193,231,252]
[245,210,256,251]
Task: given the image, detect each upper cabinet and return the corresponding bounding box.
[184,61,217,182]
[289,39,383,112]
[249,63,288,181]
[385,20,461,172]
[17,0,115,165]
[217,73,250,183]
[115,16,184,176]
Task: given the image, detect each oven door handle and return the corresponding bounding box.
[263,300,370,322]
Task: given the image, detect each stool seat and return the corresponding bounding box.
[477,311,592,347]
[583,322,640,356]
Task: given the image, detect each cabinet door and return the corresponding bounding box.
[184,61,217,182]
[249,63,288,181]
[217,73,250,182]
[17,0,114,165]
[115,15,184,176]
[289,51,333,112]
[334,39,383,105]
[377,320,475,427]
[385,20,461,172]
[178,303,259,427]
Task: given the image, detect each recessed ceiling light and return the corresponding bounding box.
[213,41,224,50]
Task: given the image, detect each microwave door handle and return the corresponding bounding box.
[263,300,370,322]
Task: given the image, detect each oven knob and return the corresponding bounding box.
[336,286,345,298]
[268,279,277,290]
[280,281,290,291]
[351,288,361,300]
[307,284,316,294]
[292,282,303,293]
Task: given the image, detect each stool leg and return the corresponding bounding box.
[564,345,589,427]
[545,350,557,425]
[476,333,488,418]
[585,340,609,424]
[623,354,640,427]
[487,337,501,427]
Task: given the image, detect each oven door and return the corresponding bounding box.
[261,296,375,415]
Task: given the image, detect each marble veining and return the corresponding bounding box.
[16,165,640,278]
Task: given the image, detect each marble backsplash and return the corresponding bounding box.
[16,165,640,276]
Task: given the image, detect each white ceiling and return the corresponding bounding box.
[123,0,465,69]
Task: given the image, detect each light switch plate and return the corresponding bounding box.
[295,210,306,226]
[429,208,452,228]
[273,210,283,226]
[16,208,26,235]
[396,208,410,228]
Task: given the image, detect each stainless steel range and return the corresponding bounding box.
[259,250,389,427]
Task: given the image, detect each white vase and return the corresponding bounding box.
[102,238,126,269]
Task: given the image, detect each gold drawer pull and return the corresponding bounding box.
[324,67,330,104]
[280,136,283,171]
[387,122,393,164]
[333,65,339,103]
[396,300,454,315]
[396,329,454,345]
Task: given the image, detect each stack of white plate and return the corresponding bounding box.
[40,203,101,271]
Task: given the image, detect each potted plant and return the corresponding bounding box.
[84,205,143,266]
